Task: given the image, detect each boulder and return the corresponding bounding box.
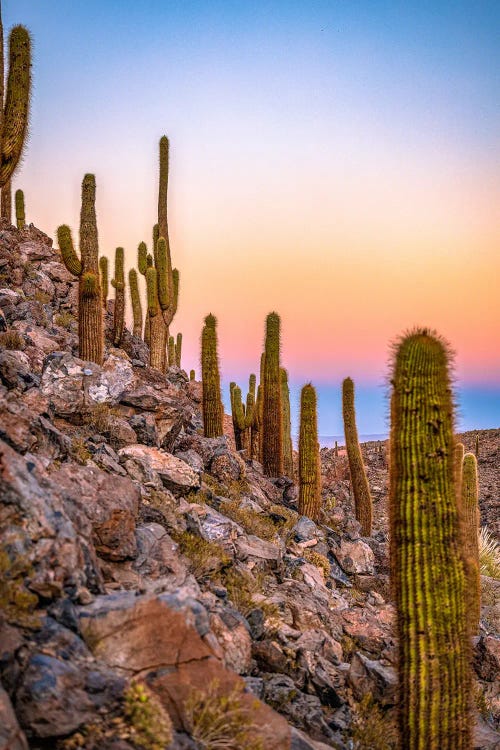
[348,651,397,706]
[0,685,29,750]
[0,350,38,391]
[333,538,375,575]
[118,444,201,496]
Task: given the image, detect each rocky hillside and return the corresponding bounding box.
[0,220,498,749]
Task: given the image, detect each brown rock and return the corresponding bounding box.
[0,685,29,750]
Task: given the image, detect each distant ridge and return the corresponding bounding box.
[292,433,388,448]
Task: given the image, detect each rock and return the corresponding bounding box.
[185,504,242,544]
[130,405,185,451]
[210,451,246,483]
[291,727,345,750]
[133,523,191,587]
[118,444,201,496]
[174,449,204,474]
[293,516,319,542]
[333,538,375,575]
[0,685,29,750]
[475,635,500,682]
[341,605,395,657]
[209,608,252,674]
[263,673,337,743]
[235,535,282,563]
[0,350,38,391]
[348,651,397,706]
[253,640,290,674]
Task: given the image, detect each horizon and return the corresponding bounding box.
[5,1,500,433]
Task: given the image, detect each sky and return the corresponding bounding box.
[6,1,500,436]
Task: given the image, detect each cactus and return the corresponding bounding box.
[262,312,283,477]
[281,368,293,477]
[1,179,10,220]
[98,256,108,309]
[461,452,480,632]
[175,332,182,367]
[15,187,25,228]
[0,12,32,189]
[152,223,159,266]
[342,377,372,536]
[298,384,321,521]
[156,137,179,332]
[137,241,148,277]
[334,440,339,458]
[474,433,479,458]
[145,266,165,371]
[201,313,223,438]
[111,247,125,346]
[454,441,465,505]
[389,328,472,750]
[57,175,103,364]
[128,268,142,338]
[190,369,195,381]
[230,382,246,451]
[251,384,262,461]
[168,334,175,364]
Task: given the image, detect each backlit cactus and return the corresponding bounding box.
[342,377,372,536]
[168,335,175,365]
[1,180,10,220]
[201,313,223,438]
[16,186,27,227]
[128,268,142,338]
[111,247,125,346]
[462,452,480,632]
[0,13,32,189]
[175,332,182,367]
[145,266,164,371]
[156,137,179,333]
[454,441,465,505]
[99,256,108,308]
[281,368,293,477]
[57,174,103,364]
[262,312,283,477]
[298,384,321,521]
[230,382,246,451]
[390,328,471,750]
[190,369,195,381]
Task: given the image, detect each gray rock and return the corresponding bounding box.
[348,651,397,706]
[263,674,337,742]
[293,516,319,543]
[0,685,29,750]
[0,350,38,391]
[185,503,242,543]
[174,449,204,473]
[118,444,201,496]
[333,538,375,575]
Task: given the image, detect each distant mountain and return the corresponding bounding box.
[292,433,388,448]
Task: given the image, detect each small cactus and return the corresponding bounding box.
[145,266,165,371]
[0,13,32,189]
[462,452,480,632]
[99,256,108,308]
[342,377,372,536]
[128,268,142,338]
[389,328,472,750]
[201,314,223,438]
[230,382,246,451]
[298,384,321,521]
[175,332,182,367]
[190,369,195,381]
[281,368,294,477]
[262,312,283,477]
[1,179,10,220]
[111,247,125,346]
[57,174,103,364]
[474,433,479,458]
[168,334,175,364]
[137,241,148,277]
[334,440,339,458]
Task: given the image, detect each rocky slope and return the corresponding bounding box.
[0,220,498,750]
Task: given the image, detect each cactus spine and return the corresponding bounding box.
[99,256,108,309]
[57,175,103,364]
[390,329,471,750]
[461,452,480,632]
[298,384,321,521]
[175,332,182,367]
[111,247,125,346]
[281,368,293,477]
[128,268,142,338]
[342,377,372,536]
[201,314,223,438]
[262,312,283,477]
[0,11,32,189]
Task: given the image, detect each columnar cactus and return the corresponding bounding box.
[262,312,283,477]
[138,241,148,277]
[342,377,372,536]
[111,247,125,346]
[334,440,339,458]
[230,382,246,451]
[462,452,480,632]
[168,335,175,365]
[1,180,10,220]
[57,175,103,364]
[99,256,108,308]
[454,441,465,505]
[15,187,25,228]
[190,369,195,381]
[201,314,224,438]
[175,332,182,367]
[281,368,294,477]
[298,384,321,521]
[128,268,142,338]
[474,433,479,458]
[0,10,32,190]
[390,328,472,750]
[156,137,179,333]
[145,266,164,371]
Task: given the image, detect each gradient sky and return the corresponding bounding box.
[7,1,500,435]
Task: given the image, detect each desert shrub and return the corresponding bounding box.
[222,500,278,541]
[0,330,24,350]
[0,548,40,627]
[54,311,75,330]
[70,437,91,465]
[123,682,173,750]
[173,531,231,580]
[304,549,331,580]
[349,693,398,750]
[34,289,51,304]
[479,527,500,579]
[84,403,111,434]
[183,679,263,750]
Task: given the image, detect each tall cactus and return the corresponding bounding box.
[156,137,179,334]
[0,9,32,190]
[175,332,182,367]
[111,247,125,346]
[230,382,246,451]
[390,328,471,750]
[168,334,175,365]
[99,256,108,308]
[15,187,24,228]
[461,452,480,632]
[201,313,223,438]
[190,369,195,381]
[128,268,142,338]
[342,377,372,536]
[262,312,283,477]
[454,441,465,505]
[298,384,321,521]
[57,174,103,364]
[281,368,294,477]
[145,266,164,371]
[1,179,10,220]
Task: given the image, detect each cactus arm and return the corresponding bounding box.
[168,335,175,364]
[152,223,159,266]
[138,241,147,275]
[1,179,11,220]
[129,268,143,338]
[57,224,82,276]
[0,26,31,186]
[342,377,372,535]
[15,188,25,228]
[111,247,125,346]
[99,256,108,307]
[175,332,182,367]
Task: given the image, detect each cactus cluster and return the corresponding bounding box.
[389,329,471,750]
[342,377,372,536]
[57,174,104,365]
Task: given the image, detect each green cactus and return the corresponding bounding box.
[342,377,372,536]
[15,187,26,228]
[334,440,339,458]
[389,328,472,750]
[298,384,321,521]
[57,174,103,364]
[262,312,283,477]
[175,332,182,367]
[111,247,125,346]
[156,137,179,333]
[152,223,159,265]
[137,241,148,277]
[461,452,480,632]
[1,179,10,220]
[474,433,479,458]
[230,382,246,451]
[190,369,195,381]
[0,13,32,189]
[145,266,165,371]
[128,268,142,338]
[201,313,223,438]
[168,334,175,365]
[99,256,108,309]
[454,441,464,505]
[281,368,293,478]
